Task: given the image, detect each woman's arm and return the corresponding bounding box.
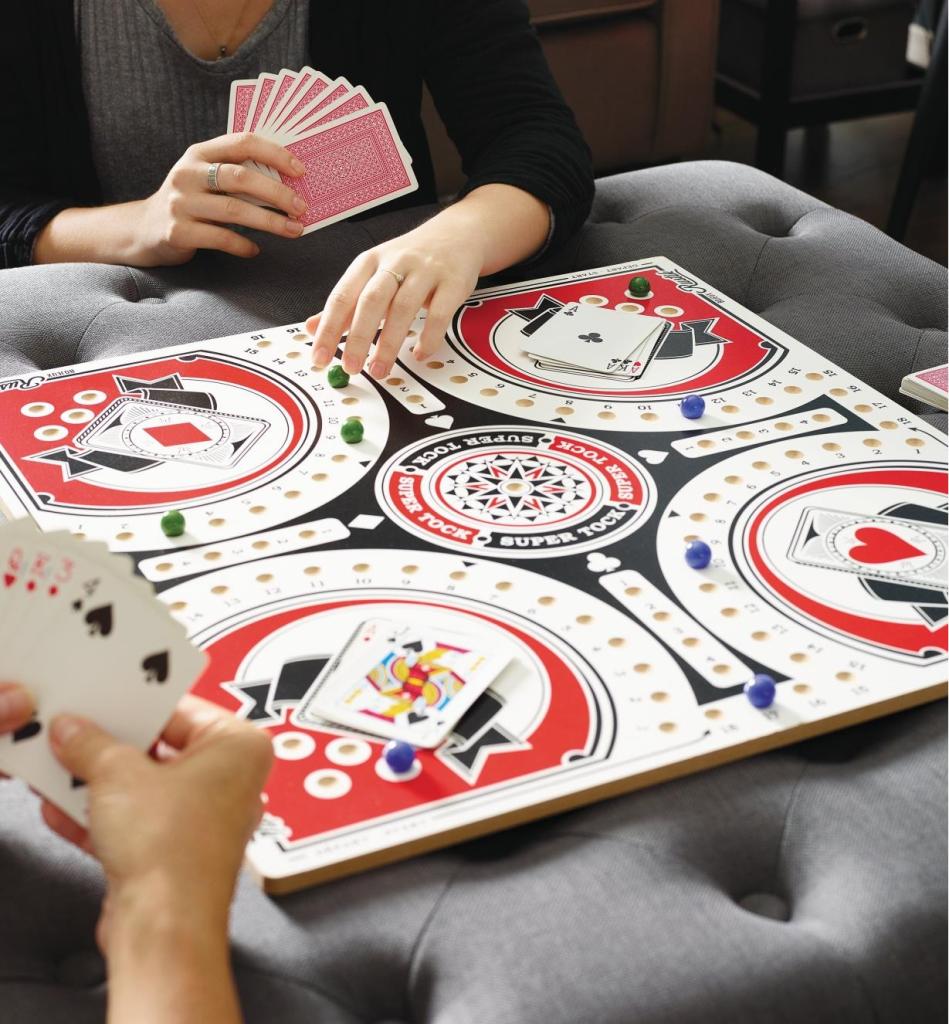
[104,882,240,1024]
[38,697,273,1024]
[33,134,308,267]
[3,684,251,1022]
[422,0,594,253]
[309,182,549,378]
[307,0,593,378]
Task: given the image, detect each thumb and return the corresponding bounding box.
[0,683,34,733]
[50,714,133,783]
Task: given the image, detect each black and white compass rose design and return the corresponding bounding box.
[376,426,656,559]
[439,452,591,525]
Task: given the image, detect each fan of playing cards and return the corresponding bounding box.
[522,302,670,380]
[228,66,418,233]
[0,521,206,824]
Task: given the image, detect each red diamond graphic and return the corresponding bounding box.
[143,422,212,448]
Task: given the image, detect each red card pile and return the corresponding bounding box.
[228,66,418,233]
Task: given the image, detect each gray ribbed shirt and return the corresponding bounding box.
[75,0,309,203]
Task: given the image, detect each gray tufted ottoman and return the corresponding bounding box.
[0,161,945,1024]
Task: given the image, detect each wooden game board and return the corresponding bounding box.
[0,258,944,894]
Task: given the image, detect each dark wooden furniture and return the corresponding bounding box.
[716,0,924,177]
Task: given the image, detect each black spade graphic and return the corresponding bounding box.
[12,720,42,743]
[142,651,170,684]
[85,604,113,636]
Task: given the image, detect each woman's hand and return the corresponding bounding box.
[41,696,273,954]
[307,212,485,379]
[306,183,551,379]
[35,133,308,267]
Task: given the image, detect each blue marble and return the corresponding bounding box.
[744,674,777,709]
[680,394,706,419]
[685,539,712,570]
[383,740,416,773]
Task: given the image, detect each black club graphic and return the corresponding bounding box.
[578,332,603,344]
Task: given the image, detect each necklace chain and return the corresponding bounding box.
[191,0,256,59]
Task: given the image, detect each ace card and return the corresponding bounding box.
[524,302,668,375]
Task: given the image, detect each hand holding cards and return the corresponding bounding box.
[297,618,511,748]
[227,66,418,233]
[0,521,206,824]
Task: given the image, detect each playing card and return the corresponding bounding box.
[297,618,510,747]
[533,325,664,377]
[532,357,651,382]
[255,69,298,135]
[228,78,258,134]
[264,67,319,135]
[281,86,372,141]
[787,506,948,588]
[525,303,668,374]
[279,105,418,234]
[246,73,278,135]
[900,364,949,411]
[269,71,339,138]
[0,522,206,823]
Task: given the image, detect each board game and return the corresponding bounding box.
[0,258,945,894]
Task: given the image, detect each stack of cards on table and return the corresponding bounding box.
[0,520,206,824]
[522,302,669,380]
[900,364,948,411]
[228,66,418,232]
[296,618,511,748]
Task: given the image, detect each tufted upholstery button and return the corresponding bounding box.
[738,892,791,922]
[55,949,106,987]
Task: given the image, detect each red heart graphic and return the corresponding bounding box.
[848,527,924,565]
[3,573,15,587]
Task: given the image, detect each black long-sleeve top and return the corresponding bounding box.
[1,0,594,268]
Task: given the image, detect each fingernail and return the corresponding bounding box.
[0,684,33,727]
[290,158,305,174]
[343,356,361,374]
[286,220,304,236]
[293,196,306,214]
[370,360,388,379]
[51,714,85,747]
[313,348,332,369]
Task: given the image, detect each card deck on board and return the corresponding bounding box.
[296,618,510,747]
[524,303,668,375]
[900,364,949,411]
[0,521,206,824]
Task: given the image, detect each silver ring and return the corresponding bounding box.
[381,268,405,286]
[207,162,224,194]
